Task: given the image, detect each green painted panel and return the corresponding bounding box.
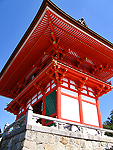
[45,90,56,126]
[46,90,56,116]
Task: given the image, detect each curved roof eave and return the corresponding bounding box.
[0,0,113,78]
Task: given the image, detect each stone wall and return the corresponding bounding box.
[0,125,26,150]
[1,124,113,150]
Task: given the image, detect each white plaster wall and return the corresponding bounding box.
[82,101,99,126]
[61,94,80,122]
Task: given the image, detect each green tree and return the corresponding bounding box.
[0,128,1,138]
[103,110,113,137]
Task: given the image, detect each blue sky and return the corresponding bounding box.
[0,0,113,132]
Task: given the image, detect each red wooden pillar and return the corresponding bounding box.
[96,97,103,128]
[56,83,61,119]
[24,107,26,115]
[78,90,84,124]
[16,115,18,121]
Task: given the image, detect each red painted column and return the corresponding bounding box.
[16,115,18,121]
[96,97,103,128]
[24,107,26,115]
[56,83,61,119]
[78,90,84,124]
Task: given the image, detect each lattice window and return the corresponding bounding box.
[45,80,56,95]
[61,78,78,92]
[26,80,56,109]
[18,107,22,115]
[81,85,96,103]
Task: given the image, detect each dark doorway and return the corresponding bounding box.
[33,100,42,115]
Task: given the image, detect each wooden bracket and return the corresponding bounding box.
[11,79,27,97]
[34,82,45,95]
[49,38,67,61]
[95,84,113,97]
[78,77,88,91]
[8,103,18,115]
[90,63,110,75]
[75,56,86,68]
[5,89,18,97]
[95,85,103,97]
[46,59,67,84]
[17,99,26,109]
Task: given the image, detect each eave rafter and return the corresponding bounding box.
[3,8,113,116]
[6,95,27,115]
[5,103,18,115]
[47,9,57,47]
[52,16,113,63]
[47,9,65,60]
[3,40,113,99]
[0,90,16,98]
[4,10,113,99]
[45,10,113,79]
[5,42,112,100]
[9,46,51,98]
[55,44,113,81]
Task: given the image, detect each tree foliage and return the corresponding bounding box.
[103,110,113,137]
[0,128,1,138]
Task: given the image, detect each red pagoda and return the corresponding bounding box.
[0,0,113,128]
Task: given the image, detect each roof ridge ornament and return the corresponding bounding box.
[78,17,88,27]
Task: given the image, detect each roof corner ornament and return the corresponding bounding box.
[4,122,9,132]
[78,17,88,27]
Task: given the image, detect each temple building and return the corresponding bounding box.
[0,0,113,128]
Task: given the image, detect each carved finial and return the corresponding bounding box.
[4,122,9,131]
[78,18,88,27]
[28,105,33,111]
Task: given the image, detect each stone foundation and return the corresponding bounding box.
[1,124,113,150]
